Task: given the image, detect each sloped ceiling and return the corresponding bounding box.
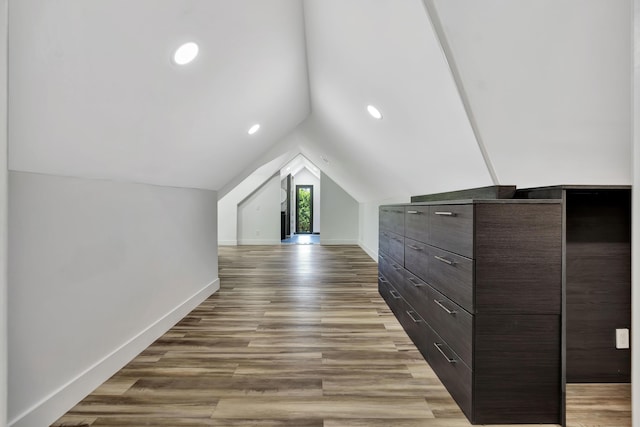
[300,0,493,202]
[231,0,632,203]
[222,0,496,203]
[432,0,632,187]
[8,0,631,199]
[8,0,310,190]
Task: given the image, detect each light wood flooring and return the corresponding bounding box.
[53,245,630,427]
[566,383,630,427]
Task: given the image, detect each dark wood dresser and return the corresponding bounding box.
[378,188,563,424]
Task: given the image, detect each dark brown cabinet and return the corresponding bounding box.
[516,186,632,384]
[378,193,563,424]
[404,206,429,242]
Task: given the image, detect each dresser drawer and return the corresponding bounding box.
[397,303,431,362]
[380,206,405,236]
[427,286,473,368]
[404,238,429,283]
[405,206,429,243]
[378,275,393,307]
[378,230,404,264]
[381,275,431,362]
[398,270,430,321]
[379,253,404,288]
[378,230,389,255]
[430,204,474,258]
[380,231,404,265]
[378,275,404,316]
[429,246,474,313]
[428,328,472,420]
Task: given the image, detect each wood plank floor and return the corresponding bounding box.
[53,245,630,427]
[566,383,631,427]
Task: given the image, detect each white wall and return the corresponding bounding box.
[632,1,639,424]
[292,168,320,233]
[320,173,358,244]
[237,174,281,244]
[218,196,239,246]
[219,174,274,246]
[8,172,219,427]
[0,1,7,425]
[281,177,287,212]
[218,151,296,245]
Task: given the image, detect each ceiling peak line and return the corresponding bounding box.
[421,0,500,185]
[301,0,314,114]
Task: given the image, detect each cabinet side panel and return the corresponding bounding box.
[474,203,562,314]
[473,314,561,424]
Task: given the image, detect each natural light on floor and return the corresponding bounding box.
[281,234,320,245]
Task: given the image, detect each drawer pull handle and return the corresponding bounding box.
[434,343,457,364]
[408,277,425,288]
[406,210,419,214]
[407,244,422,251]
[390,290,402,299]
[406,310,423,323]
[379,254,385,260]
[392,264,402,271]
[434,255,454,265]
[378,276,388,283]
[434,211,456,216]
[434,299,457,315]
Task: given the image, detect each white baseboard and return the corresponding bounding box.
[9,279,220,427]
[359,241,378,262]
[218,240,238,246]
[237,239,281,245]
[320,239,359,245]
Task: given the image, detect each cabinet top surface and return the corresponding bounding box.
[520,184,631,191]
[381,199,562,208]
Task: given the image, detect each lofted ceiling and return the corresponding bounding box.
[8,0,632,201]
[8,0,310,190]
[432,0,632,188]
[299,0,492,202]
[231,0,632,202]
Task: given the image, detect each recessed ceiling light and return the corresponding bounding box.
[367,104,383,120]
[248,124,261,135]
[173,42,199,65]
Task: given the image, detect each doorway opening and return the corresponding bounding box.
[279,155,321,245]
[295,185,313,234]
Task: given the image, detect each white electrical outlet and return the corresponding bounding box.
[616,328,629,349]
